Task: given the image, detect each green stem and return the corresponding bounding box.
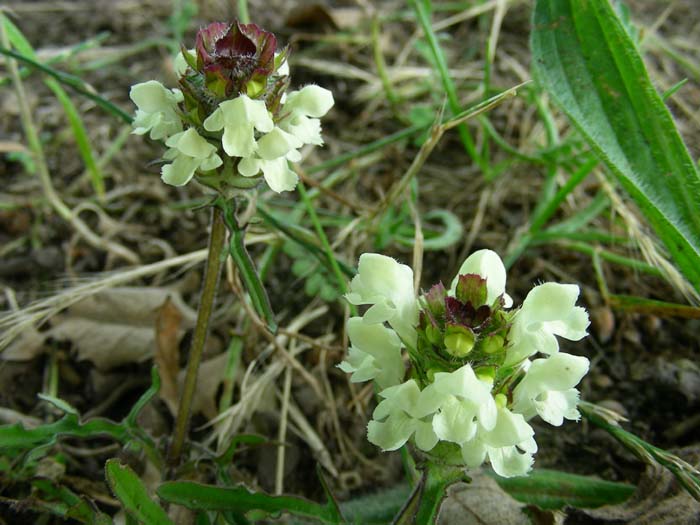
[169,207,227,467]
[393,463,464,524]
[237,0,250,24]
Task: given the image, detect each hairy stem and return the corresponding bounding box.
[169,207,227,466]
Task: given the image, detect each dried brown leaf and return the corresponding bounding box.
[155,297,183,416]
[2,288,192,370]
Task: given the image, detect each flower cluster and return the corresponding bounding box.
[339,250,590,477]
[129,21,334,193]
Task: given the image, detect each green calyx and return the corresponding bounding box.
[414,274,512,381]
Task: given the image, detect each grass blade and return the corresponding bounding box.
[531,0,700,292]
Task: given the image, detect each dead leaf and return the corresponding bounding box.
[570,446,700,524]
[155,297,183,415]
[2,288,193,370]
[438,470,531,525]
[49,316,155,370]
[65,287,195,326]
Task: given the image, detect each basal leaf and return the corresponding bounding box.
[531,0,700,292]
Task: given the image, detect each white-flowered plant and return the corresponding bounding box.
[339,249,591,477]
[128,20,334,194]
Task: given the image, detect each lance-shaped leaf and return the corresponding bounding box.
[106,460,174,525]
[531,0,700,292]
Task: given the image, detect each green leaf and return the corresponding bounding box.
[157,481,343,524]
[32,478,112,524]
[220,199,278,333]
[105,459,174,525]
[493,469,635,510]
[0,412,126,451]
[531,0,700,292]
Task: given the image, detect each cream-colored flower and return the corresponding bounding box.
[367,380,440,452]
[338,318,405,389]
[130,80,183,140]
[161,128,222,186]
[346,254,418,347]
[459,404,537,478]
[512,352,590,426]
[430,364,498,444]
[506,283,589,366]
[279,85,334,146]
[203,95,274,158]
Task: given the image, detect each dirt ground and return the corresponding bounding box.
[1,0,699,523]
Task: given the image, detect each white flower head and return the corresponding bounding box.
[430,364,498,443]
[506,283,590,366]
[449,249,512,308]
[367,380,439,452]
[161,128,222,186]
[512,352,590,426]
[130,80,184,140]
[346,254,418,347]
[338,318,405,389]
[460,404,537,478]
[203,95,274,157]
[279,85,334,146]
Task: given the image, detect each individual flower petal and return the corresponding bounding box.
[203,95,273,157]
[432,396,478,444]
[283,115,324,146]
[460,438,487,468]
[161,155,200,186]
[256,127,303,160]
[238,155,299,193]
[346,254,418,347]
[506,283,590,365]
[367,412,417,452]
[160,129,222,187]
[449,249,513,308]
[338,318,404,389]
[486,443,534,478]
[284,85,335,118]
[482,406,534,449]
[512,352,590,426]
[130,80,183,140]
